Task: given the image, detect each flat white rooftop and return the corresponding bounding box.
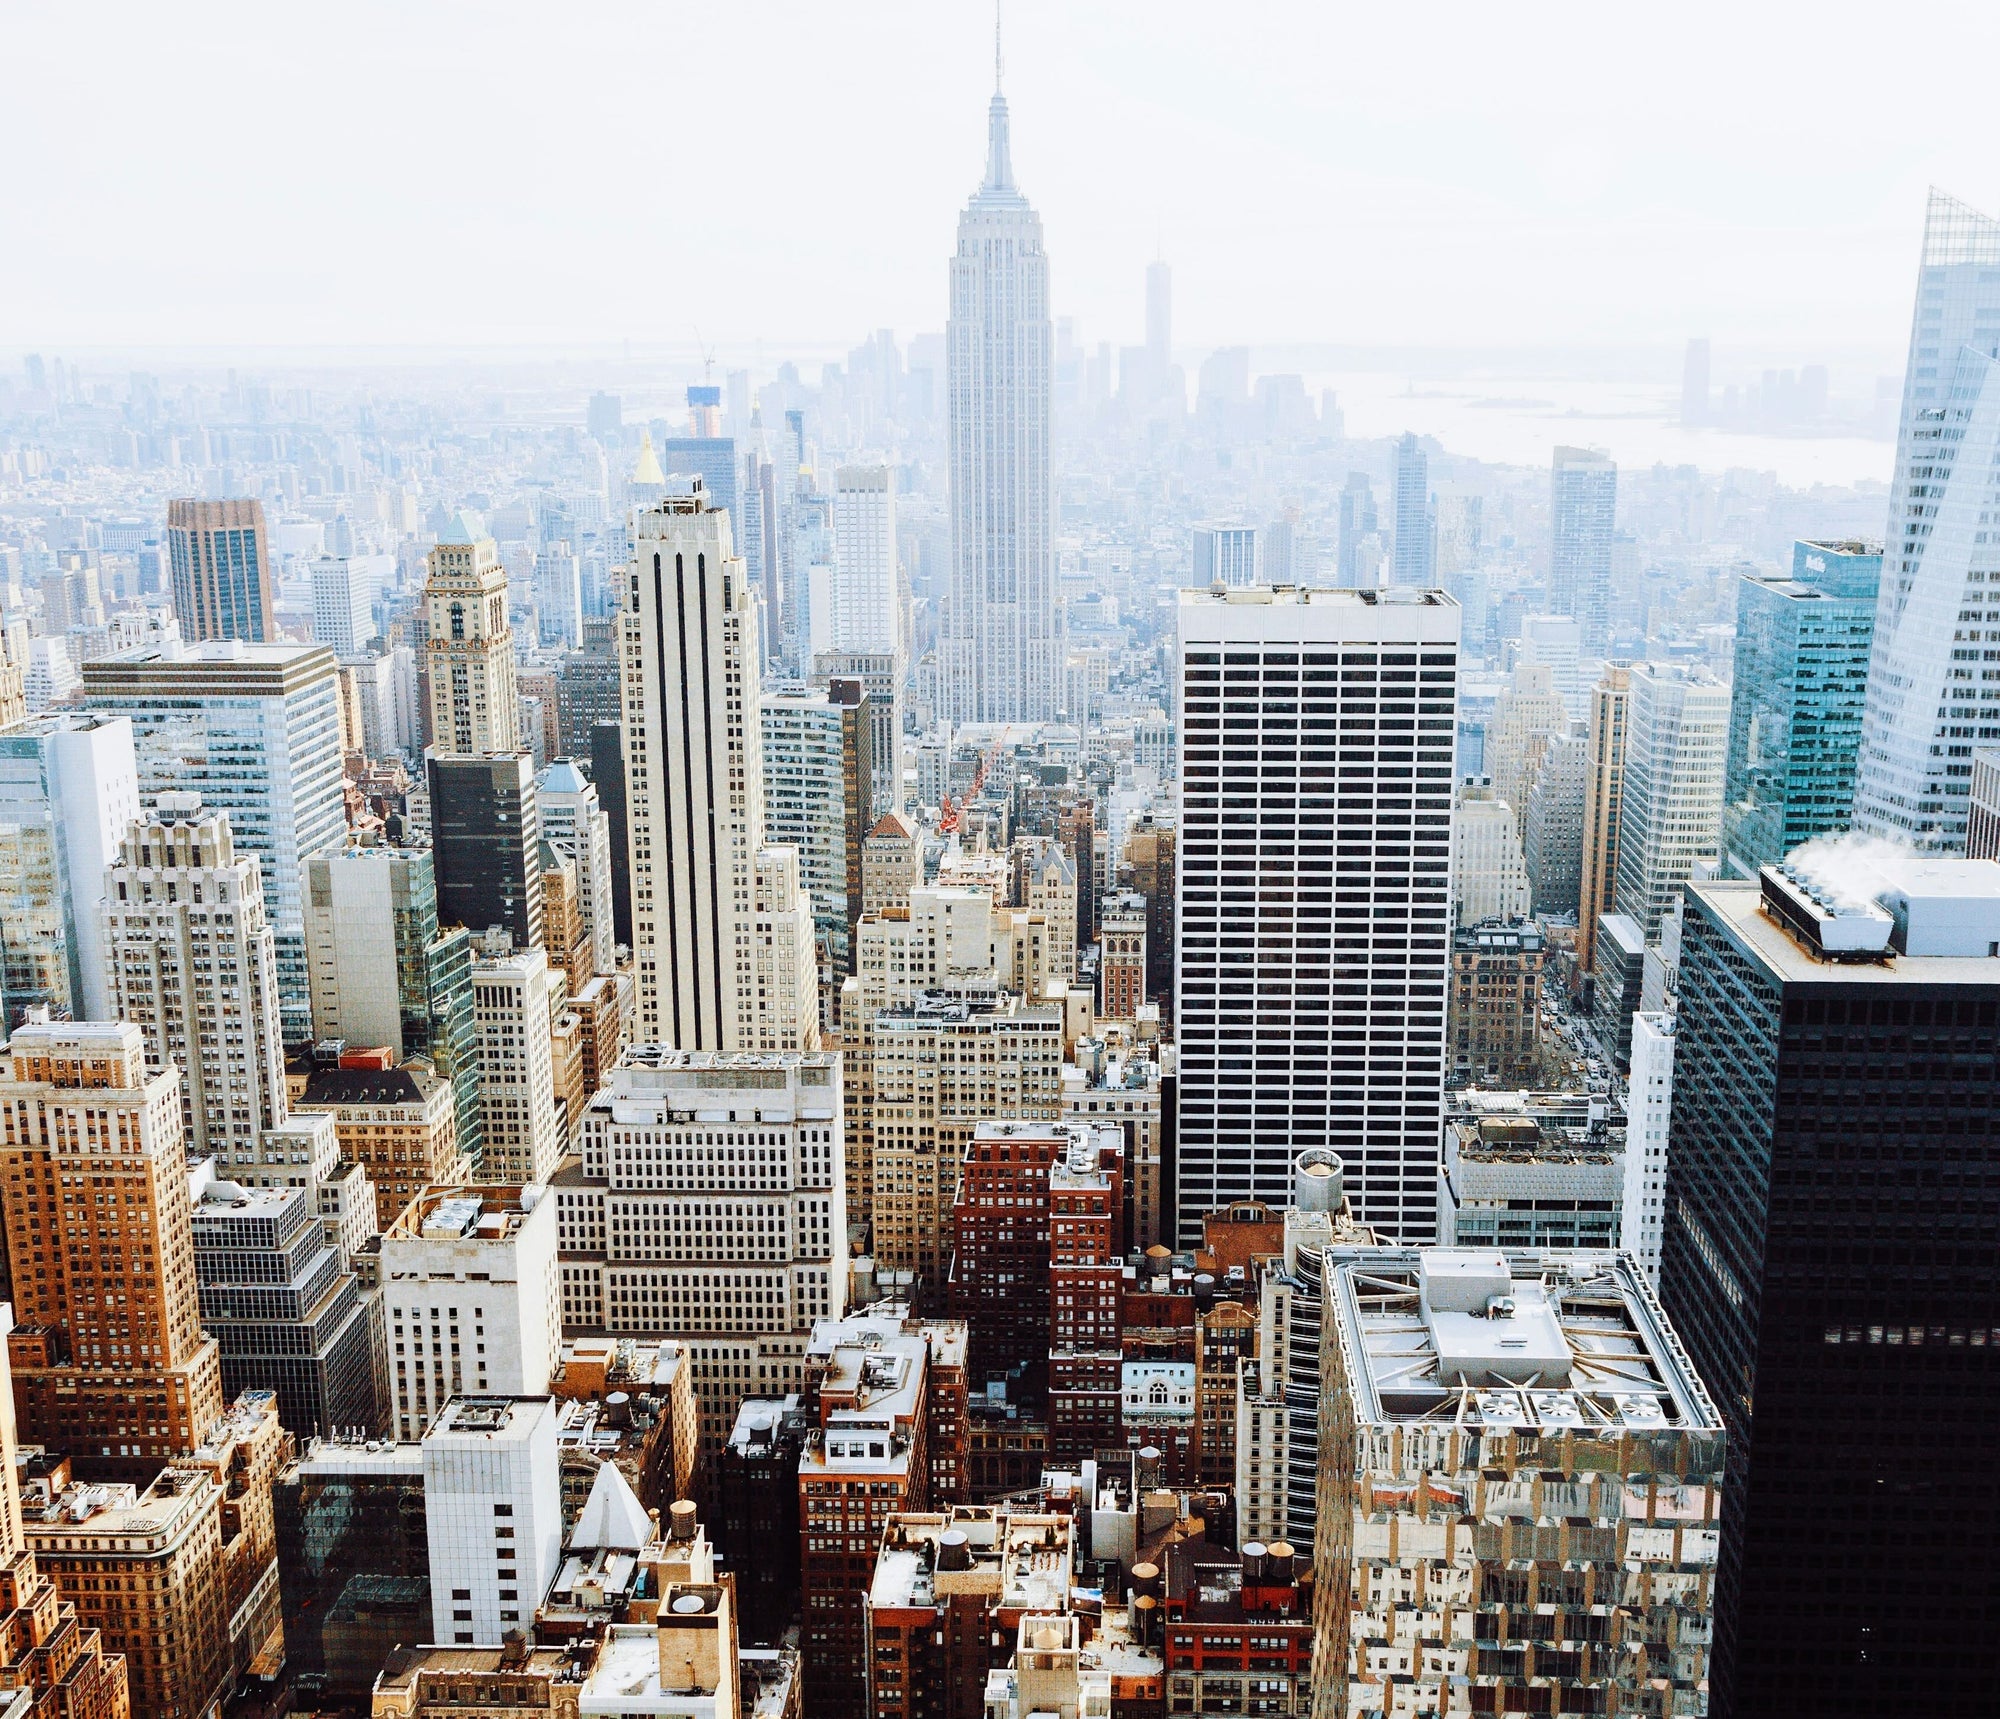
[1325,1246,1721,1435]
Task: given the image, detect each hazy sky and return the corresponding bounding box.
[5,1,1995,366]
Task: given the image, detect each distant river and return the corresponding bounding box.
[1307,368,1896,488]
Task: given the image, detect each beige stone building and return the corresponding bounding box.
[1022,841,1077,981]
[555,1049,848,1464]
[295,1055,469,1231]
[424,514,518,756]
[472,938,566,1187]
[25,1469,232,1719]
[103,797,287,1167]
[748,846,821,1053]
[183,1392,291,1679]
[861,810,923,917]
[870,996,1063,1283]
[371,1643,584,1719]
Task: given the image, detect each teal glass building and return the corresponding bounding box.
[1720,539,1880,876]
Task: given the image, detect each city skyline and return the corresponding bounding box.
[6,11,2000,1719]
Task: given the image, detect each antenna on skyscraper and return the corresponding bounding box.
[995,0,1003,91]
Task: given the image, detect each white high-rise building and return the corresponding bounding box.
[341,646,419,760]
[1852,191,2000,850]
[1624,1010,1675,1286]
[384,1184,561,1442]
[760,693,846,903]
[1612,663,1728,940]
[787,492,836,677]
[534,544,583,650]
[554,1048,847,1458]
[749,846,823,1053]
[622,479,816,1052]
[0,710,139,1026]
[1192,524,1258,590]
[421,1393,563,1645]
[1175,585,1460,1244]
[309,554,383,658]
[830,466,900,655]
[471,936,565,1187]
[302,840,459,1059]
[1484,663,1569,842]
[941,46,1060,723]
[535,760,616,974]
[23,638,78,712]
[626,481,770,1048]
[850,885,997,1015]
[1515,612,1585,721]
[104,794,286,1165]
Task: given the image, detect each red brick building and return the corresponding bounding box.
[865,1510,1073,1719]
[1159,1538,1313,1718]
[950,1121,1132,1469]
[948,1124,1064,1389]
[798,1308,965,1718]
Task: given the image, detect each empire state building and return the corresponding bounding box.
[942,41,1060,724]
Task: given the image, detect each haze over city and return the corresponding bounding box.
[4,2,1990,359]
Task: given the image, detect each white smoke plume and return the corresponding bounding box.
[1780,831,1919,913]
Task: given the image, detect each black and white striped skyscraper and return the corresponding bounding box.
[1173,584,1460,1245]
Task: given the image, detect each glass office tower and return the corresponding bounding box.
[1720,539,1880,876]
[83,643,345,1047]
[1662,867,2000,1717]
[1852,190,2000,849]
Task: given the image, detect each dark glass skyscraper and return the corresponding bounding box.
[426,752,541,952]
[589,721,631,949]
[1662,869,2000,1718]
[1720,539,1880,877]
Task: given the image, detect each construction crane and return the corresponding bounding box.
[938,740,1004,839]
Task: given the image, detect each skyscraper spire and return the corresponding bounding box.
[982,1,1016,194]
